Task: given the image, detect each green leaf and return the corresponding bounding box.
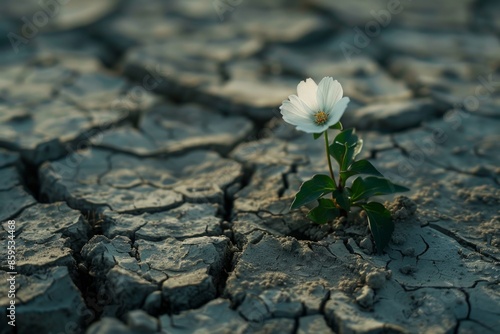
[329,122,343,130]
[308,199,339,224]
[329,129,361,172]
[333,189,350,211]
[350,177,410,202]
[341,160,383,181]
[361,202,394,254]
[291,174,336,210]
[313,132,323,140]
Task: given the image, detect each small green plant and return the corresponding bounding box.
[280,77,409,253]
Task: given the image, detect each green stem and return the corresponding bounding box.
[325,130,347,217]
[324,131,336,186]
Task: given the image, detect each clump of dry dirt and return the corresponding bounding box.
[324,196,418,255]
[386,196,418,222]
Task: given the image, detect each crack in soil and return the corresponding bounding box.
[427,223,500,262]
[415,235,430,261]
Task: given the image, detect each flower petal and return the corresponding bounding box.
[280,100,311,126]
[326,97,350,126]
[317,77,343,113]
[297,78,319,111]
[296,120,325,133]
[289,94,315,116]
[285,95,310,117]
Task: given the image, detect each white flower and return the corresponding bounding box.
[279,77,350,133]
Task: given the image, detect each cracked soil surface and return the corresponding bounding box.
[0,0,499,333]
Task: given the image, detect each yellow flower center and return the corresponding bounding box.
[314,111,328,125]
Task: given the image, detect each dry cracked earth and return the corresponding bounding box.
[0,0,499,333]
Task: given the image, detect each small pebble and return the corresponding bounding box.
[402,247,415,257]
[366,271,387,289]
[356,285,375,308]
[399,265,417,275]
[360,237,373,254]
